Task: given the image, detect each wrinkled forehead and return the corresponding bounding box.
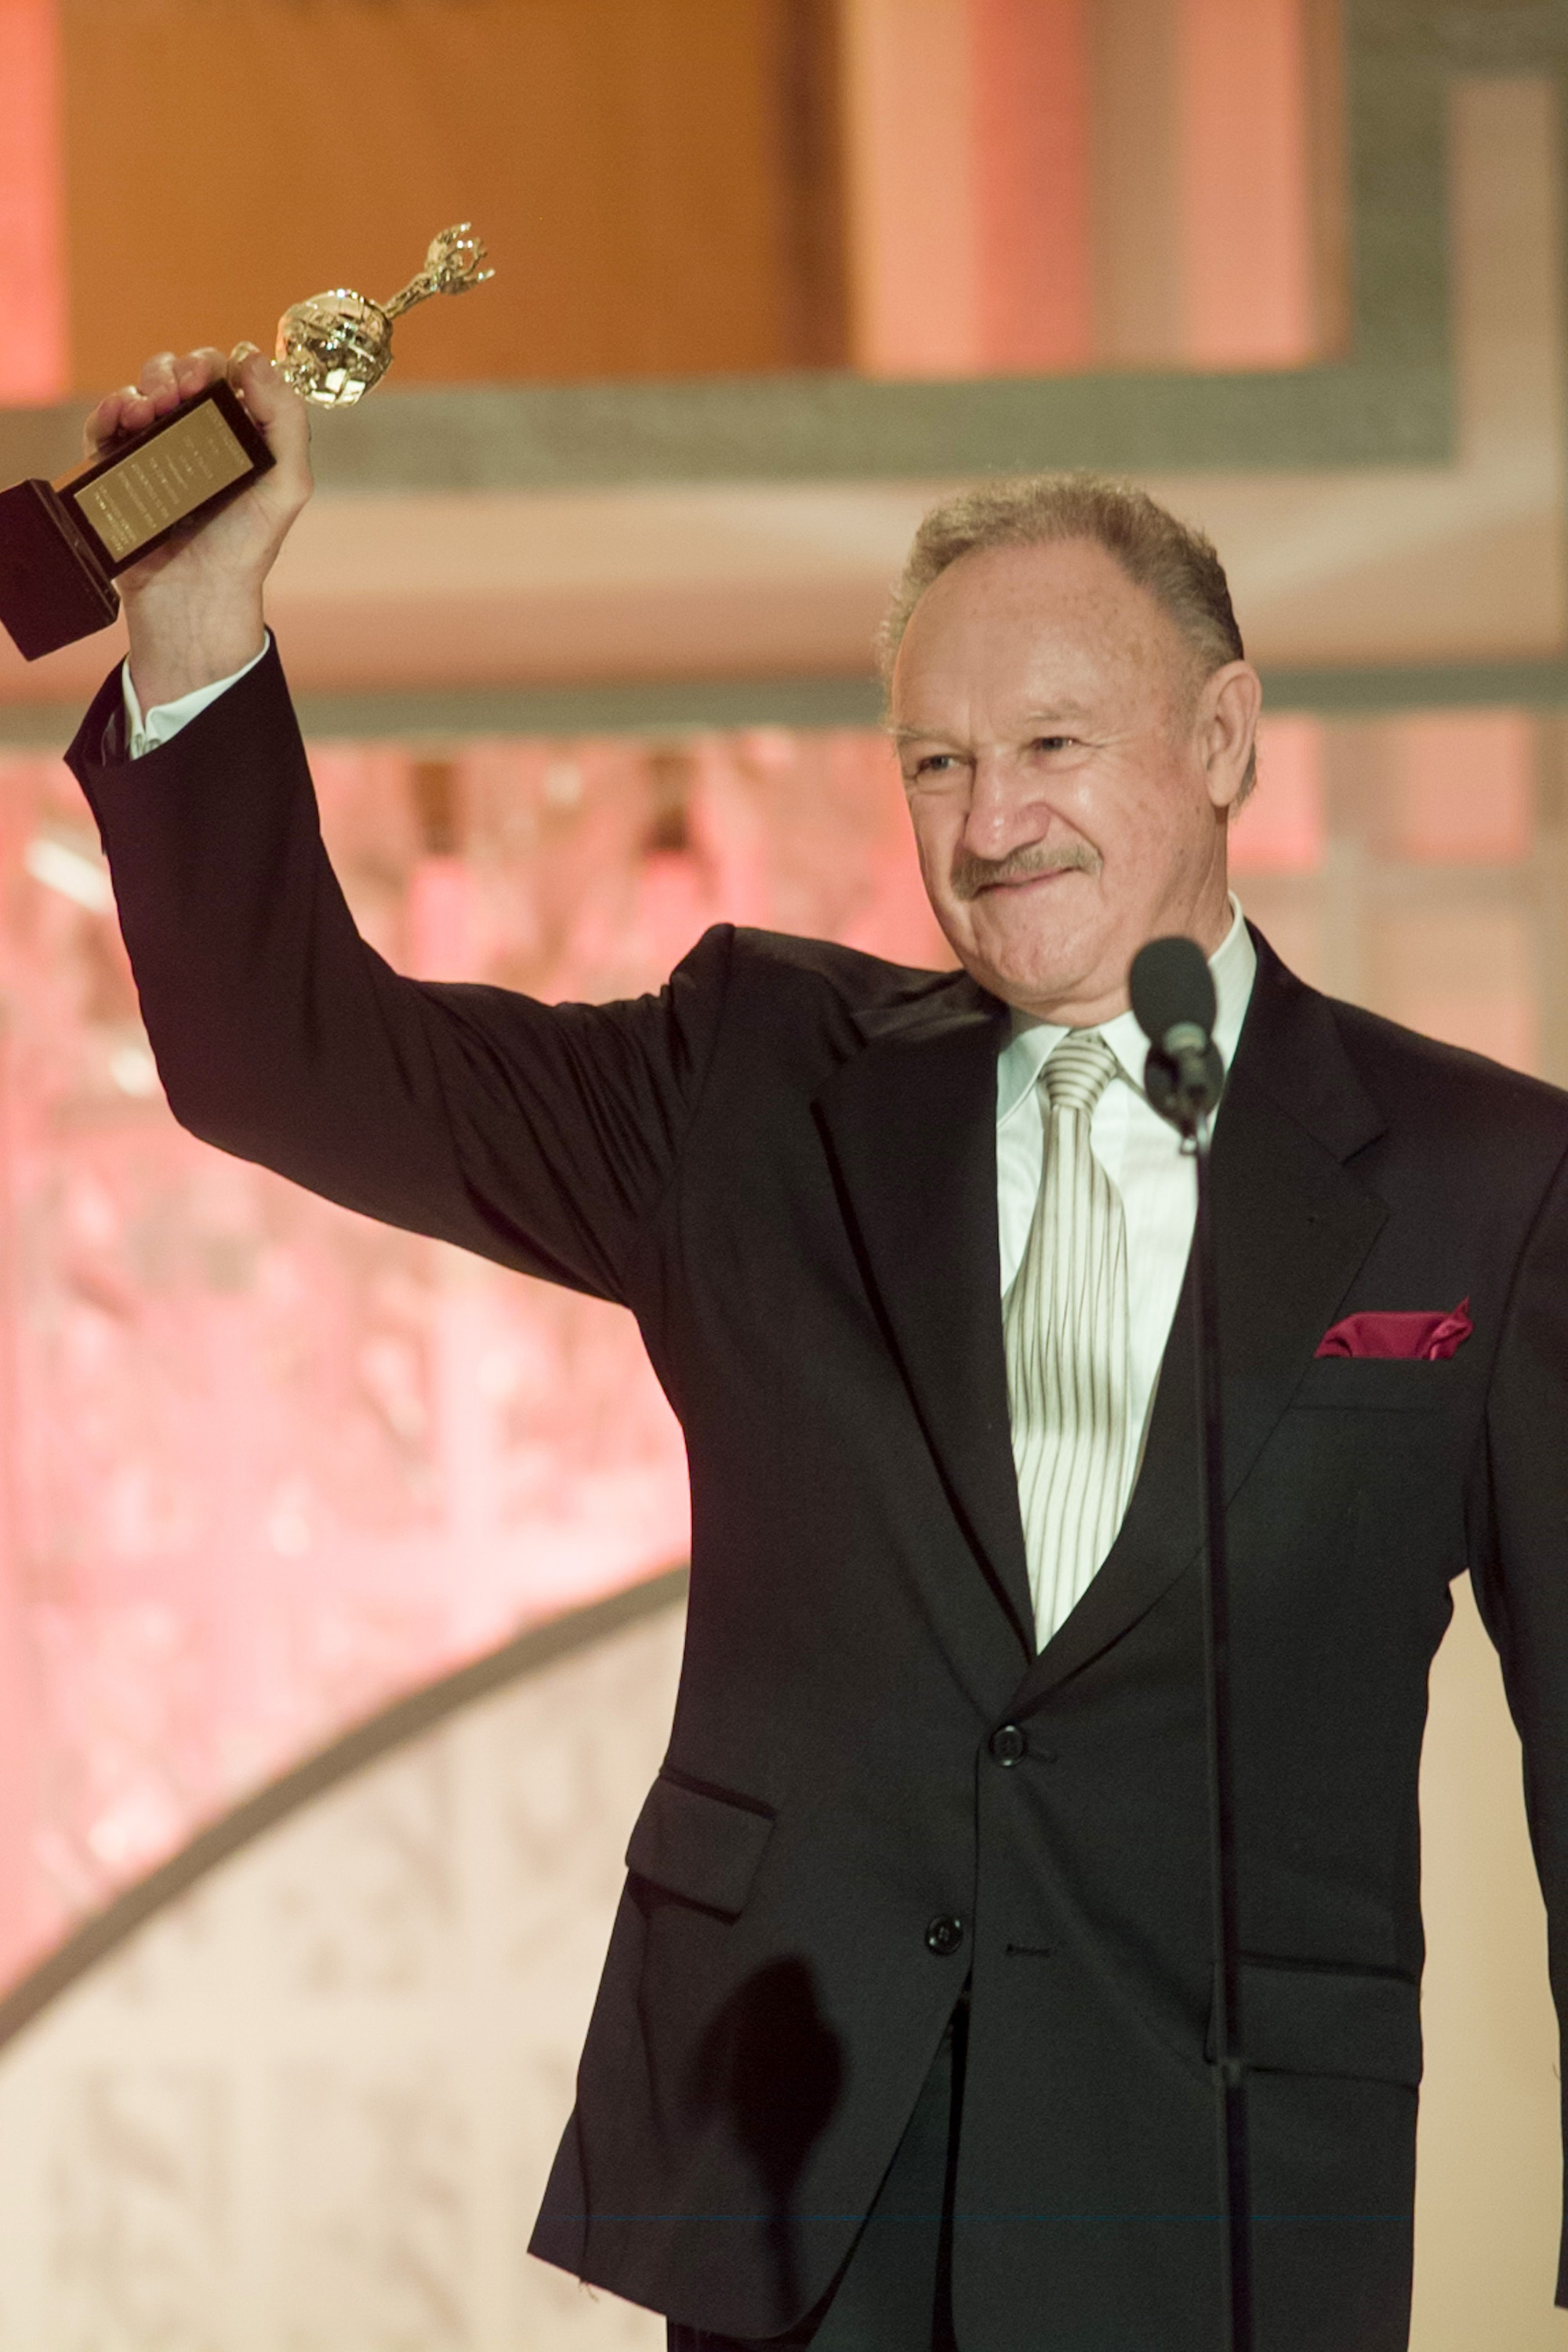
[890,542,1198,739]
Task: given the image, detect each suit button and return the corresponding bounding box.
[989,1723,1027,1766]
[925,1915,965,1957]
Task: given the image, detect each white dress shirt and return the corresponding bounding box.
[122,640,270,760]
[996,898,1256,1537]
[128,653,1255,1575]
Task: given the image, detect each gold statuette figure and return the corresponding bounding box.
[276,223,495,408]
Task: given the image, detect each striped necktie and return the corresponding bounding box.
[1003,1030,1131,1647]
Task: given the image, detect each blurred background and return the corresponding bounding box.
[0,2,1564,2345]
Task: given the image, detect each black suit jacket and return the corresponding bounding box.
[72,646,1568,2352]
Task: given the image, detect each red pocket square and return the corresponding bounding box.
[1315,1298,1472,1361]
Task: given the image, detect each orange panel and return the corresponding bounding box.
[1087,0,1184,365]
[0,0,69,402]
[1178,0,1316,368]
[849,0,1334,376]
[60,0,842,393]
[51,0,1340,394]
[1384,712,1535,866]
[1229,713,1324,873]
[845,0,1094,376]
[841,0,979,375]
[1370,904,1537,1075]
[971,0,1093,372]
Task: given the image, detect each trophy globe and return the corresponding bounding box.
[277,225,493,408]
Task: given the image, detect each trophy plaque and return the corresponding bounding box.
[0,226,492,663]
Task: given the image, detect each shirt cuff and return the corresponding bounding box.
[122,633,272,760]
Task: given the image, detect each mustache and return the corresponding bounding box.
[949,839,1102,902]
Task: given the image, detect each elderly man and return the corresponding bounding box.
[70,350,1568,2352]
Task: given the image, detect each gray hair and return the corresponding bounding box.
[879,472,1256,800]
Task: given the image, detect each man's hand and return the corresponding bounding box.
[84,343,313,711]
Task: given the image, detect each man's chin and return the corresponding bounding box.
[951,913,1102,1009]
[953,950,1087,1015]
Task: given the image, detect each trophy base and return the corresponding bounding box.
[0,481,122,662]
[0,381,274,663]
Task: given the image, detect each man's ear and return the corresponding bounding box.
[1196,662,1261,812]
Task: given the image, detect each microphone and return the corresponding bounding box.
[1130,936,1225,1134]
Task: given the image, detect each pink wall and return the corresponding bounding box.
[0,724,947,1985]
[0,0,68,405]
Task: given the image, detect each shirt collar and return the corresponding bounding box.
[995,895,1258,1125]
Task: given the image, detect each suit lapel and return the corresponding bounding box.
[1012,935,1391,1707]
[814,978,1036,1676]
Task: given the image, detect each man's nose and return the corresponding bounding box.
[960,753,1047,859]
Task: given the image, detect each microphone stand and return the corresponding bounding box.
[1131,937,1252,2351]
[1189,1105,1254,2352]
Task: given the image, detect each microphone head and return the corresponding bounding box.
[1130,935,1216,1045]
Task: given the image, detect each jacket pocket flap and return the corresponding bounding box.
[625,1774,775,1918]
[1291,1356,1454,1410]
[1208,1961,1421,2089]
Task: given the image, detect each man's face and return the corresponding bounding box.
[890,536,1257,1024]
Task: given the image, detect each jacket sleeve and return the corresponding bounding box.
[67,641,735,1306]
[1473,1140,1568,2307]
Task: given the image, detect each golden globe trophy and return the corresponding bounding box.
[0,227,493,662]
[275,223,493,406]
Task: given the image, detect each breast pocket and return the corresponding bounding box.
[625,1772,776,1920]
[1291,1356,1459,1412]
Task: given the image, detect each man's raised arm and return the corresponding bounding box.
[67,348,733,1308]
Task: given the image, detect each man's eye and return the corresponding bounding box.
[910,753,955,777]
[1033,735,1075,753]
